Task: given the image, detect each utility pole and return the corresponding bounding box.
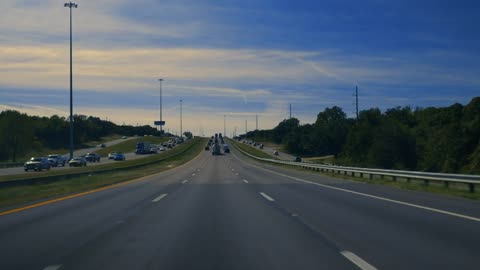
[224,115,226,137]
[179,99,183,137]
[64,2,78,161]
[355,85,359,120]
[245,120,247,135]
[289,104,292,119]
[256,114,258,130]
[234,126,237,137]
[158,78,164,132]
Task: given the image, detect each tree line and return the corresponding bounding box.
[246,97,480,174]
[0,111,161,162]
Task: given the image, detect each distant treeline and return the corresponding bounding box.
[246,97,480,174]
[0,111,161,161]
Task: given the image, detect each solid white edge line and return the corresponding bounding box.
[341,251,378,270]
[152,193,168,202]
[243,179,249,184]
[43,265,62,270]
[260,192,275,202]
[232,152,480,223]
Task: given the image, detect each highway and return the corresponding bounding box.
[0,137,167,176]
[0,146,479,270]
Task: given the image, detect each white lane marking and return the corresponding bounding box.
[43,266,62,270]
[182,180,189,184]
[192,173,196,176]
[231,169,235,171]
[260,192,275,202]
[232,152,480,223]
[341,251,378,270]
[235,173,239,175]
[152,193,168,202]
[243,179,249,184]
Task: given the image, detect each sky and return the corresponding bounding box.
[1,0,479,136]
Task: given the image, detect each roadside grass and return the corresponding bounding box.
[230,140,272,159]
[96,136,170,156]
[231,140,480,200]
[0,138,206,209]
[303,156,335,164]
[82,134,123,147]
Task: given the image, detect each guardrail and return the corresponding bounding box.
[232,141,480,193]
[0,138,202,188]
[0,162,24,169]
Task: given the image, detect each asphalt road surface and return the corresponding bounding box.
[0,146,479,270]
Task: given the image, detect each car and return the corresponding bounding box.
[204,146,210,151]
[122,136,127,139]
[113,153,126,161]
[259,144,264,149]
[69,157,87,167]
[294,157,302,162]
[47,157,58,167]
[24,157,51,171]
[158,147,166,151]
[85,153,101,162]
[108,152,117,159]
[273,151,279,156]
[150,147,159,153]
[47,154,67,167]
[100,143,106,148]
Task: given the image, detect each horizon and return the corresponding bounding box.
[1,0,479,135]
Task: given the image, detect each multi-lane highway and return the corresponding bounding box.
[0,146,479,270]
[0,137,166,176]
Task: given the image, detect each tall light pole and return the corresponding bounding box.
[64,2,78,160]
[224,115,226,137]
[158,78,164,133]
[179,99,183,137]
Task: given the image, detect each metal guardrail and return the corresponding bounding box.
[0,162,24,169]
[232,141,480,193]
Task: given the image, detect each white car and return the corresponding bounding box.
[108,152,117,159]
[158,147,166,151]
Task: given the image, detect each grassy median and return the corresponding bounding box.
[229,139,272,159]
[0,138,207,209]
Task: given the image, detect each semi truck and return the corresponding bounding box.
[212,143,221,155]
[135,142,152,154]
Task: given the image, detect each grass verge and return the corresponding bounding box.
[230,139,272,159]
[96,136,170,156]
[0,138,206,208]
[231,140,480,200]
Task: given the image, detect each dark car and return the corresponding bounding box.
[113,153,126,161]
[24,157,51,172]
[294,157,302,162]
[85,153,101,162]
[69,157,87,167]
[204,146,210,151]
[47,154,67,167]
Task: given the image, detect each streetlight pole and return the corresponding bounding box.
[224,115,226,137]
[179,99,183,137]
[158,78,164,133]
[64,2,78,160]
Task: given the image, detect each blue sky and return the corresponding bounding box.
[1,0,479,135]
